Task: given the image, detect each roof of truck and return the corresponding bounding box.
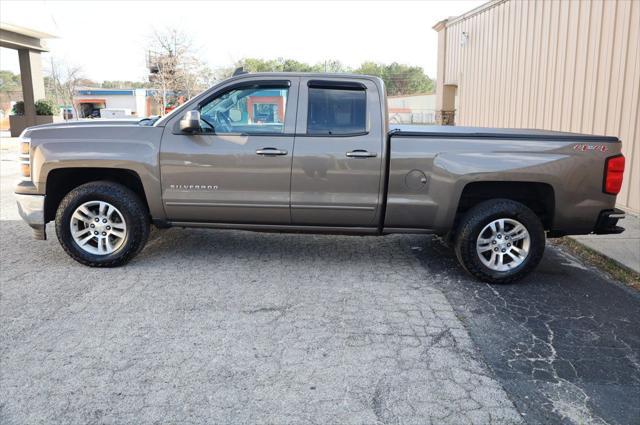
[237,72,375,78]
[390,125,620,143]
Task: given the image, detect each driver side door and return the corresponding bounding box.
[160,78,299,224]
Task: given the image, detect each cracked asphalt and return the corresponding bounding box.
[1,149,639,424]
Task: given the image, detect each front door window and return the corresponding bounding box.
[199,86,289,134]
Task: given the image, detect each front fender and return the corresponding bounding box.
[22,126,166,220]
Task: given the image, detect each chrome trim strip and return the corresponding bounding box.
[291,204,376,211]
[165,201,288,209]
[382,227,435,234]
[166,202,376,211]
[169,221,380,234]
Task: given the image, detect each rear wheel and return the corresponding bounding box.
[454,199,545,283]
[55,181,149,267]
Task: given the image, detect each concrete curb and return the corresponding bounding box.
[569,213,640,275]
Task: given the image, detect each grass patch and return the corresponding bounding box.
[550,237,640,291]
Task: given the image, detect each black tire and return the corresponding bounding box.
[454,199,545,284]
[55,181,150,267]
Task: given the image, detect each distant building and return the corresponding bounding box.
[387,94,436,125]
[73,88,150,118]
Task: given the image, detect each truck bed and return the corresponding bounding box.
[384,124,622,235]
[389,125,619,143]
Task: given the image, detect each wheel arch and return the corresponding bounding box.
[454,181,556,231]
[44,167,150,223]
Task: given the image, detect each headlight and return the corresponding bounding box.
[18,138,31,179]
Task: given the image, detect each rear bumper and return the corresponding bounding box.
[15,193,46,240]
[593,208,626,235]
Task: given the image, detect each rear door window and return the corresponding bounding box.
[307,87,366,135]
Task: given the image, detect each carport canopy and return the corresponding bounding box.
[0,22,56,129]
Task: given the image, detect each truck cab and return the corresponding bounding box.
[158,74,387,229]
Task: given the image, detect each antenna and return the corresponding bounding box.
[233,67,248,76]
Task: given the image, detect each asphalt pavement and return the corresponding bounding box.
[1,143,638,424]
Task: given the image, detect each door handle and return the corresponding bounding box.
[256,147,288,156]
[346,150,377,158]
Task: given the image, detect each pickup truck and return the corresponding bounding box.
[15,72,626,283]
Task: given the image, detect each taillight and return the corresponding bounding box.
[604,155,625,195]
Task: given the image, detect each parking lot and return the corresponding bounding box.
[1,143,639,424]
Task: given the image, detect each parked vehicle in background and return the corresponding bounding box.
[100,108,132,118]
[15,73,626,283]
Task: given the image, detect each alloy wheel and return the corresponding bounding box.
[476,218,530,271]
[70,200,127,255]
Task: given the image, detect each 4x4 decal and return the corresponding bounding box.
[573,144,608,152]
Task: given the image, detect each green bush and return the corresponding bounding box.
[35,99,55,116]
[11,101,24,116]
[11,100,55,116]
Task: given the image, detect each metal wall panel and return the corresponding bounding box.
[439,0,639,212]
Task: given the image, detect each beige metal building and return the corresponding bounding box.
[434,0,639,212]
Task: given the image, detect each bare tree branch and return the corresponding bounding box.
[147,27,210,114]
[47,58,84,120]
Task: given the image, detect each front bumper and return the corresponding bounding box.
[15,193,46,240]
[593,208,626,235]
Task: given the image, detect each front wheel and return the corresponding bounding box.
[454,199,545,283]
[55,181,149,267]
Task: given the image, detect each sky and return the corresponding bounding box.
[0,0,485,83]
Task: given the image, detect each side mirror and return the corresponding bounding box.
[179,110,201,133]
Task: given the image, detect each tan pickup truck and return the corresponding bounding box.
[16,72,626,283]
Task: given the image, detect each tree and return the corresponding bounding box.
[0,70,22,106]
[180,62,214,100]
[76,78,99,88]
[101,80,150,89]
[147,27,209,114]
[354,62,434,96]
[232,57,351,74]
[319,60,349,73]
[0,70,21,92]
[46,58,84,119]
[198,66,218,90]
[222,58,433,96]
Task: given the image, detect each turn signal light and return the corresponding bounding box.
[18,138,31,179]
[604,155,625,195]
[20,141,30,155]
[20,162,31,178]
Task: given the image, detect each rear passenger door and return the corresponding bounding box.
[291,78,385,227]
